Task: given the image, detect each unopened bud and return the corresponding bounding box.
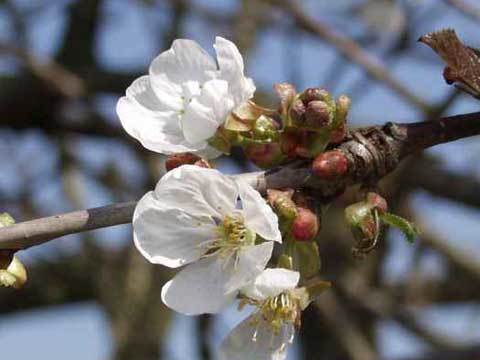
[330,124,347,144]
[345,201,372,227]
[0,256,27,289]
[335,95,351,126]
[289,99,306,123]
[244,143,283,169]
[301,88,328,103]
[267,189,294,206]
[165,153,211,171]
[345,201,381,257]
[305,100,331,128]
[253,115,279,140]
[268,191,297,221]
[366,192,388,213]
[280,132,300,158]
[312,150,349,180]
[292,207,319,241]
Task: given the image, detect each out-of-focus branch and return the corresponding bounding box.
[315,291,378,360]
[0,42,85,98]
[396,345,480,360]
[2,111,480,250]
[409,156,480,209]
[271,0,430,111]
[445,0,480,22]
[420,229,480,280]
[340,274,463,351]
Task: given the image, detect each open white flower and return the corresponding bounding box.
[133,165,281,315]
[117,37,255,158]
[219,268,305,360]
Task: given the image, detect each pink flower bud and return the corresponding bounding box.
[244,143,283,169]
[305,100,331,128]
[165,153,211,171]
[366,192,388,213]
[289,99,306,123]
[292,207,319,241]
[301,88,327,103]
[312,150,349,180]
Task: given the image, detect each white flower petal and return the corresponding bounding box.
[214,36,255,105]
[225,242,274,293]
[219,315,294,360]
[150,39,216,84]
[182,79,234,144]
[154,165,238,219]
[125,75,179,112]
[237,179,282,243]
[182,100,219,145]
[161,256,237,315]
[133,191,217,267]
[241,268,300,301]
[117,96,205,154]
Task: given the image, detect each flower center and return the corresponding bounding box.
[202,213,255,259]
[257,292,299,335]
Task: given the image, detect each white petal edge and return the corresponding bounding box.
[182,79,234,144]
[154,165,238,219]
[225,242,274,293]
[241,268,300,301]
[214,36,256,105]
[149,39,216,85]
[237,179,282,243]
[219,315,294,360]
[161,256,238,315]
[133,191,217,267]
[117,96,206,154]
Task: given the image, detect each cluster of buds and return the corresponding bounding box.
[274,83,351,158]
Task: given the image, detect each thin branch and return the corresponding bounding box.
[445,0,480,23]
[2,111,480,250]
[314,291,378,360]
[272,0,430,111]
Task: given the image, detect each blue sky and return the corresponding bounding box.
[1,0,480,359]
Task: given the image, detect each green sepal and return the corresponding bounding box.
[380,212,418,243]
[292,241,320,279]
[278,254,293,270]
[306,130,331,158]
[304,280,331,301]
[223,113,252,132]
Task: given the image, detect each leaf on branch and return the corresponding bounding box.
[380,212,418,243]
[419,29,480,100]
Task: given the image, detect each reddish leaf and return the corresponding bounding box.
[419,29,480,99]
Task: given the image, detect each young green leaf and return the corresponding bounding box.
[380,212,418,243]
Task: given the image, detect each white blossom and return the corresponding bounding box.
[117,37,255,158]
[219,268,303,360]
[133,165,281,315]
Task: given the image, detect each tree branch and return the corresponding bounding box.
[1,111,480,250]
[272,0,430,111]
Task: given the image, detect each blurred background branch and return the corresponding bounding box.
[1,1,480,360]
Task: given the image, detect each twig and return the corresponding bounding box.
[314,291,378,360]
[2,112,480,250]
[273,0,430,111]
[445,0,480,23]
